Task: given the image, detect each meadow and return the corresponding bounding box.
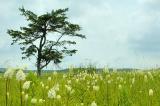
[0,68,160,106]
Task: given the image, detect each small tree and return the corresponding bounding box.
[8,7,85,76]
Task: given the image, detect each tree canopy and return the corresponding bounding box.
[8,7,86,76]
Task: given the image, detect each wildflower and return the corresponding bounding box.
[107,80,111,84]
[87,81,90,85]
[67,80,71,84]
[113,69,117,73]
[53,84,59,91]
[147,72,153,80]
[105,75,110,80]
[31,98,37,104]
[53,71,57,75]
[40,82,44,88]
[48,88,56,99]
[56,95,61,100]
[93,85,99,91]
[95,80,97,83]
[63,74,67,79]
[81,103,84,106]
[65,85,72,92]
[100,76,103,80]
[120,77,123,82]
[39,99,43,103]
[46,86,49,89]
[144,75,148,82]
[7,92,9,98]
[118,84,122,89]
[70,89,75,94]
[22,91,25,95]
[132,78,135,84]
[76,78,79,83]
[16,69,26,81]
[34,72,37,76]
[91,101,97,106]
[48,77,51,81]
[40,81,43,85]
[23,81,31,90]
[4,68,15,79]
[103,67,109,73]
[25,94,28,101]
[149,89,153,96]
[69,65,74,73]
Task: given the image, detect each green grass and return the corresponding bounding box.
[0,69,160,106]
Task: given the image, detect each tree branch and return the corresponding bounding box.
[48,35,64,51]
[41,60,51,69]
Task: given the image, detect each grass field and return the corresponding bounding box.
[0,68,160,106]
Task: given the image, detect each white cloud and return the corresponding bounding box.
[1,0,160,69]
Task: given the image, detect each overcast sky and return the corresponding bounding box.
[1,0,160,69]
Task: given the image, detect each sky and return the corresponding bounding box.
[1,0,160,69]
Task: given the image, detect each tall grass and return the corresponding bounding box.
[0,68,160,106]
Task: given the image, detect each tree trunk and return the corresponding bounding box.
[37,31,46,77]
[37,57,41,76]
[37,60,41,76]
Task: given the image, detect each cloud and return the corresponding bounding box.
[1,0,160,69]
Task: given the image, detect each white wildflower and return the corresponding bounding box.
[40,82,44,88]
[93,85,99,91]
[48,77,51,81]
[25,94,28,101]
[31,98,37,104]
[39,99,43,103]
[22,91,25,95]
[48,88,56,99]
[120,77,123,82]
[63,74,67,79]
[76,78,79,83]
[103,67,109,73]
[53,84,59,91]
[67,80,71,84]
[65,85,72,92]
[113,69,117,73]
[91,101,97,106]
[70,89,75,94]
[132,78,135,84]
[118,84,122,89]
[81,103,84,106]
[149,89,153,96]
[4,68,15,79]
[16,69,26,81]
[45,86,49,89]
[107,80,111,84]
[34,72,37,76]
[23,81,31,90]
[144,75,148,82]
[7,92,9,98]
[56,95,61,100]
[100,76,103,80]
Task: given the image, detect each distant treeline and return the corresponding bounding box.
[0,67,139,73]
